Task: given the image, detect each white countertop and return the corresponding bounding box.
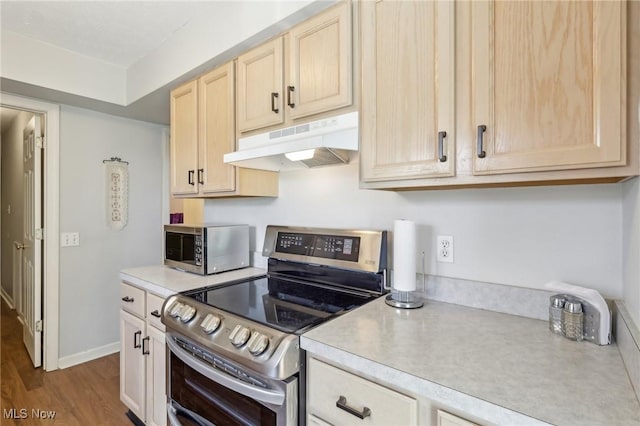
[301,298,640,426]
[119,265,267,298]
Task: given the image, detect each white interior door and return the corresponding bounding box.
[23,115,42,368]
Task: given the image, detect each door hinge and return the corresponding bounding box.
[35,320,43,333]
[35,228,44,240]
[36,136,44,149]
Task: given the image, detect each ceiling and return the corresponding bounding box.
[0,1,324,125]
[0,2,211,68]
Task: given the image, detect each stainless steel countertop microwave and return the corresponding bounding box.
[164,224,249,275]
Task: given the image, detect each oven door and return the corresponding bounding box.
[166,333,297,426]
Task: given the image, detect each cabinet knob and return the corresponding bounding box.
[188,170,195,185]
[197,168,204,185]
[271,92,279,114]
[121,296,134,303]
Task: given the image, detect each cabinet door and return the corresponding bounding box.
[287,1,352,120]
[145,325,167,426]
[170,80,199,195]
[120,310,146,421]
[237,37,284,132]
[199,62,237,194]
[360,0,455,183]
[472,0,625,175]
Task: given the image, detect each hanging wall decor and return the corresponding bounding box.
[103,157,129,231]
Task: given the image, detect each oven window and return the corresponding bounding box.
[170,353,277,426]
[166,232,195,264]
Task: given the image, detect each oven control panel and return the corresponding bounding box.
[162,295,301,380]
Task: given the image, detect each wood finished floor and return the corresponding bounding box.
[1,299,132,425]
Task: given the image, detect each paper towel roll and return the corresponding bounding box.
[393,219,417,292]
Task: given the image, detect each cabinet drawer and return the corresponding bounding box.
[120,282,145,317]
[308,358,417,426]
[146,293,165,331]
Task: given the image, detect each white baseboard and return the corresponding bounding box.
[58,341,121,369]
[1,288,14,309]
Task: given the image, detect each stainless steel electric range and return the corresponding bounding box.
[162,225,388,426]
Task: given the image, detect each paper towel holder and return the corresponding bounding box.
[385,292,424,309]
[385,250,424,309]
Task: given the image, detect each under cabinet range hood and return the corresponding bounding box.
[223,111,358,171]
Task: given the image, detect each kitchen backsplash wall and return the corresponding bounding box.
[204,160,624,300]
[622,177,640,327]
[59,105,165,359]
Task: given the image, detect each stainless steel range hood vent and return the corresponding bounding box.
[223,112,358,172]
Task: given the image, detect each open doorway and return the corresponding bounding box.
[1,107,43,367]
[0,93,60,371]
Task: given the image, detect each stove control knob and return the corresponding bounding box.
[248,334,269,356]
[229,325,250,347]
[180,305,196,323]
[169,302,184,318]
[200,314,221,334]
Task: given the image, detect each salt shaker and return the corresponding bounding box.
[549,295,565,335]
[562,300,584,341]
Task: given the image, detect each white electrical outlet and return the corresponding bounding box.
[437,235,454,263]
[61,232,80,247]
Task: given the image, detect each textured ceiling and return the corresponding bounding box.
[0,1,211,67]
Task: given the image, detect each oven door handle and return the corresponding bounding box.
[167,400,215,426]
[167,334,286,406]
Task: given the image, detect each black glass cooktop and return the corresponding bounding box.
[183,276,377,334]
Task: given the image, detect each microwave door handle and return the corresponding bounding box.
[167,334,286,406]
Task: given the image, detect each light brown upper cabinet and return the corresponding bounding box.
[170,62,278,198]
[170,80,198,196]
[237,1,353,134]
[236,38,285,133]
[360,0,455,183]
[471,0,625,175]
[361,0,637,190]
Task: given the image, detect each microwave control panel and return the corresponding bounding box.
[195,235,203,266]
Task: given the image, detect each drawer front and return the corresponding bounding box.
[146,293,166,331]
[308,358,418,426]
[120,282,145,317]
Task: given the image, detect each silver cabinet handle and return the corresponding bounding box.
[122,296,134,303]
[142,336,150,355]
[477,125,487,158]
[438,131,447,162]
[150,310,161,318]
[133,330,142,349]
[336,395,371,419]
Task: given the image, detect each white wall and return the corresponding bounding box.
[1,110,33,300]
[622,177,640,326]
[204,161,624,299]
[59,106,165,358]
